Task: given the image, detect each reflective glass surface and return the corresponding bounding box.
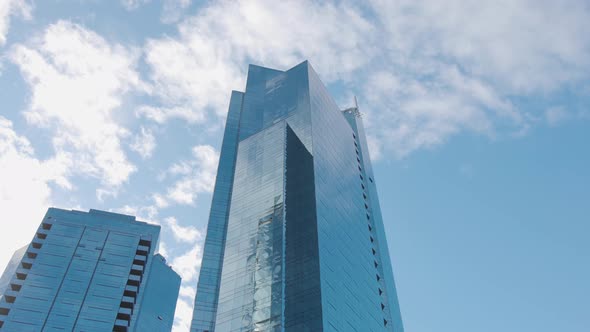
[192,61,404,332]
[134,254,181,331]
[192,91,244,331]
[0,208,180,332]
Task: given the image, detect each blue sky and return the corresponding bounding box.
[0,1,589,331]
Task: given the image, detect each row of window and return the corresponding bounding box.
[113,238,151,332]
[0,220,51,329]
[353,133,388,328]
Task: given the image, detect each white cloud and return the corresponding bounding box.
[359,0,590,157]
[173,285,197,331]
[120,0,150,11]
[166,145,218,205]
[164,217,202,243]
[369,0,590,93]
[172,296,194,332]
[0,116,65,274]
[156,240,169,258]
[115,204,158,223]
[136,105,204,124]
[96,188,118,202]
[0,0,32,46]
[161,0,192,24]
[179,285,196,299]
[130,126,156,159]
[171,243,203,282]
[143,0,374,121]
[10,20,147,188]
[545,106,569,127]
[143,0,590,158]
[152,193,169,208]
[361,66,504,157]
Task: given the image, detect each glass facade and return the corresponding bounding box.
[0,208,181,332]
[192,61,404,332]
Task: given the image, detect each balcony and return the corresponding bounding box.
[133,256,146,266]
[9,283,22,292]
[117,307,132,323]
[9,279,24,288]
[113,320,129,332]
[2,290,18,303]
[120,299,134,310]
[0,305,11,315]
[121,295,135,305]
[124,285,138,293]
[130,264,144,274]
[128,274,141,284]
[135,245,149,256]
[26,250,38,259]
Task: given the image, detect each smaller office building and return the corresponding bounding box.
[0,208,180,332]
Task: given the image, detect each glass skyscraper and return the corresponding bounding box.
[0,208,181,332]
[191,61,404,332]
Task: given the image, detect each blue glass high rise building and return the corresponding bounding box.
[191,62,404,332]
[0,208,181,332]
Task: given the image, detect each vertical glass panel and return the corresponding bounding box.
[192,91,244,332]
[215,122,286,332]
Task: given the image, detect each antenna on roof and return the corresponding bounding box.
[342,96,362,118]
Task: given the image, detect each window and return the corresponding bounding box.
[116,312,130,322]
[124,290,136,298]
